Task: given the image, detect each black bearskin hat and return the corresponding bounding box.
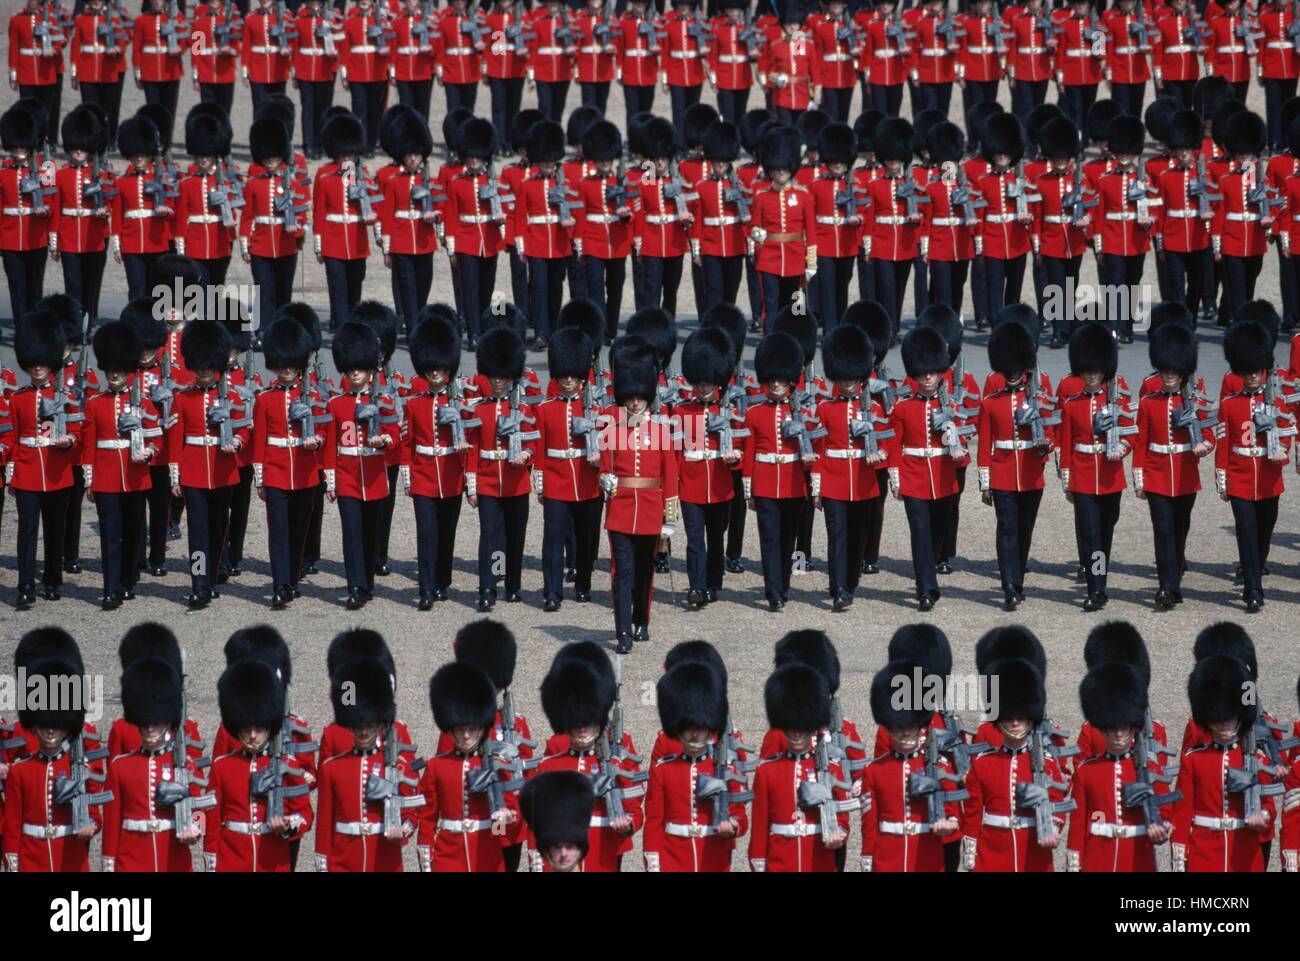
[322,113,365,160]
[223,624,292,686]
[700,304,747,367]
[685,103,720,151]
[1069,321,1118,379]
[525,119,565,163]
[613,352,659,405]
[541,660,615,733]
[459,118,494,160]
[681,328,734,388]
[1188,655,1254,729]
[276,302,323,353]
[986,657,1046,724]
[581,120,623,162]
[764,664,831,732]
[331,322,381,373]
[15,627,84,675]
[429,662,498,731]
[1165,110,1202,151]
[754,331,804,384]
[770,304,816,363]
[60,105,104,153]
[92,322,140,374]
[19,657,86,738]
[642,116,678,160]
[557,298,605,356]
[219,660,286,737]
[14,309,67,371]
[476,327,527,380]
[887,623,953,681]
[760,124,802,171]
[988,319,1037,377]
[331,657,397,728]
[510,108,545,152]
[875,117,915,164]
[1148,322,1197,377]
[548,327,595,379]
[1223,320,1274,374]
[1149,301,1195,332]
[1224,110,1266,156]
[1193,622,1257,677]
[1038,116,1078,160]
[249,116,291,164]
[1080,663,1147,731]
[1083,620,1151,686]
[1086,99,1123,144]
[774,629,841,695]
[185,111,230,157]
[917,303,963,363]
[703,120,741,162]
[520,771,594,860]
[870,660,932,730]
[180,320,232,373]
[453,619,517,691]
[626,307,677,370]
[740,108,775,155]
[981,113,1025,164]
[410,317,461,376]
[926,121,964,165]
[1144,96,1181,144]
[657,662,727,737]
[1,104,40,151]
[976,625,1046,677]
[121,658,183,729]
[327,628,395,681]
[118,622,181,675]
[901,326,950,379]
[821,325,874,384]
[261,318,313,371]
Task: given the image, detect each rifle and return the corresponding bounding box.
[38,369,84,445]
[375,361,406,433]
[832,178,867,222]
[33,3,59,58]
[868,364,913,414]
[120,374,160,462]
[986,17,1014,53]
[343,161,380,226]
[1224,716,1285,821]
[695,722,757,829]
[1122,726,1181,832]
[705,385,750,459]
[935,12,966,46]
[495,380,540,461]
[499,687,539,762]
[1246,174,1284,222]
[462,4,489,49]
[1007,160,1042,220]
[1128,15,1156,49]
[1253,370,1300,460]
[663,160,699,220]
[503,14,535,55]
[738,12,763,57]
[685,12,713,49]
[151,346,177,428]
[1189,154,1222,220]
[17,154,57,213]
[1234,16,1265,55]
[796,732,859,839]
[548,164,579,222]
[1092,374,1138,458]
[103,1,133,46]
[478,161,512,221]
[1061,159,1098,226]
[895,175,930,220]
[467,734,526,816]
[289,378,332,441]
[1014,724,1076,842]
[154,652,216,839]
[1082,14,1107,54]
[249,694,317,827]
[435,375,480,450]
[365,1,397,53]
[848,395,894,458]
[951,164,987,222]
[273,162,309,231]
[410,0,435,49]
[208,370,253,451]
[214,0,243,49]
[593,659,649,822]
[636,11,664,53]
[1172,376,1219,435]
[571,378,602,461]
[932,357,976,458]
[51,731,113,833]
[232,339,258,419]
[1012,365,1061,448]
[907,727,968,827]
[605,156,630,210]
[885,8,915,53]
[553,7,579,50]
[73,308,92,403]
[142,161,180,212]
[724,167,752,221]
[781,405,828,459]
[364,723,426,835]
[1253,713,1300,772]
[83,153,118,211]
[161,0,185,56]
[209,161,245,228]
[933,711,991,782]
[0,720,28,753]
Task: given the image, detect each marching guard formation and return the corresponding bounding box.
[1,617,1299,873]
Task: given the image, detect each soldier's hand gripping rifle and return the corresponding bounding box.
[932,364,976,458]
[161,0,186,55]
[739,12,763,56]
[987,17,1014,53]
[1172,377,1219,434]
[496,380,540,461]
[895,175,930,221]
[479,161,512,221]
[1252,713,1300,773]
[935,12,966,46]
[215,0,243,49]
[885,8,915,53]
[782,406,828,459]
[18,155,57,213]
[1225,715,1285,822]
[1234,16,1265,55]
[274,163,309,232]
[1122,725,1180,832]
[686,13,713,50]
[570,378,603,462]
[52,731,113,834]
[0,720,28,752]
[1189,153,1221,219]
[848,403,893,459]
[1013,364,1061,448]
[663,159,699,220]
[1091,375,1138,458]
[375,361,407,434]
[797,734,859,839]
[932,712,991,782]
[705,387,750,459]
[365,724,426,835]
[119,373,160,462]
[249,698,317,827]
[1007,160,1042,220]
[33,3,59,57]
[503,15,535,54]
[155,653,217,839]
[828,695,868,781]
[207,370,253,451]
[289,381,332,441]
[594,661,649,822]
[1253,370,1300,460]
[907,728,969,827]
[951,164,987,223]
[210,160,246,229]
[1061,159,1098,226]
[695,723,757,829]
[466,735,527,817]
[436,375,480,450]
[83,151,118,211]
[38,370,84,445]
[1014,724,1076,842]
[548,164,579,223]
[605,156,630,210]
[637,11,665,53]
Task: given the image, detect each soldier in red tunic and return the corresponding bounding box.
[242,0,294,115]
[520,770,595,872]
[314,114,378,331]
[102,658,206,873]
[1103,0,1153,116]
[416,662,521,872]
[71,0,129,144]
[1,656,102,873]
[1067,662,1174,872]
[82,322,161,609]
[205,660,313,873]
[643,660,748,872]
[444,118,511,348]
[7,0,65,150]
[131,0,185,148]
[526,0,577,122]
[978,319,1053,609]
[288,1,340,159]
[1213,112,1276,322]
[241,119,306,335]
[512,120,574,349]
[1217,320,1294,611]
[615,0,663,129]
[111,116,174,301]
[484,0,528,156]
[749,125,815,331]
[50,106,112,331]
[860,660,962,873]
[1172,655,1277,872]
[3,311,79,610]
[315,656,422,872]
[377,110,436,340]
[689,121,748,315]
[749,664,851,873]
[105,624,206,761]
[0,104,54,323]
[175,110,236,287]
[759,6,819,127]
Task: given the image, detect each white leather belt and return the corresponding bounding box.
[351,44,379,54]
[816,215,854,225]
[250,45,285,54]
[18,48,43,56]
[22,823,75,839]
[986,212,1018,223]
[826,448,867,459]
[1064,48,1095,57]
[140,46,171,55]
[1193,815,1245,831]
[755,452,797,464]
[82,45,109,54]
[1017,46,1047,54]
[536,46,565,55]
[1090,822,1147,838]
[1165,209,1197,218]
[96,439,131,449]
[298,48,327,56]
[124,209,155,219]
[268,436,305,448]
[982,812,1034,830]
[826,52,855,61]
[326,213,361,223]
[1164,44,1196,53]
[527,214,560,224]
[587,213,620,223]
[670,50,701,59]
[645,213,681,224]
[1043,214,1075,224]
[1226,212,1261,222]
[1106,212,1137,221]
[393,210,425,220]
[225,820,274,835]
[396,46,426,55]
[1074,442,1105,454]
[1266,41,1292,49]
[875,215,908,225]
[874,49,902,58]
[770,821,821,837]
[186,435,221,447]
[967,46,996,54]
[717,54,748,64]
[624,48,653,57]
[1149,442,1192,454]
[684,449,720,461]
[436,817,493,833]
[479,448,509,460]
[2,207,36,216]
[415,443,456,457]
[188,214,221,224]
[337,445,381,457]
[589,815,613,827]
[194,47,218,56]
[903,446,945,457]
[880,820,932,835]
[334,820,382,836]
[1232,445,1266,457]
[19,436,55,448]
[123,818,176,833]
[995,439,1036,450]
[546,448,586,459]
[580,45,604,54]
[920,48,948,57]
[931,216,965,226]
[704,215,742,226]
[253,215,282,225]
[62,208,95,217]
[1217,45,1246,54]
[665,821,720,837]
[459,213,493,224]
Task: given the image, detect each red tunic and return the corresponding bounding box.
[571,10,617,83]
[632,171,692,258]
[1171,742,1275,872]
[1215,389,1292,499]
[1033,167,1091,259]
[747,752,851,873]
[132,12,186,83]
[977,381,1053,492]
[435,10,485,84]
[741,398,808,500]
[811,395,885,502]
[107,718,205,763]
[339,10,390,83]
[399,389,469,499]
[532,744,645,872]
[512,173,575,259]
[8,10,65,86]
[1132,388,1215,497]
[70,12,129,84]
[885,393,964,500]
[963,744,1068,872]
[1212,166,1274,259]
[1,749,100,873]
[1066,751,1169,872]
[80,388,161,493]
[859,747,960,872]
[252,381,323,491]
[1153,11,1203,83]
[533,396,601,502]
[101,750,203,873]
[313,165,375,261]
[1206,12,1252,83]
[526,14,575,83]
[976,169,1033,260]
[1057,381,1135,495]
[642,750,749,872]
[322,390,398,500]
[203,748,313,872]
[1104,10,1154,83]
[1057,12,1106,85]
[750,182,815,276]
[51,161,113,255]
[111,166,173,256]
[1258,7,1298,79]
[613,11,662,86]
[314,746,419,872]
[0,160,53,253]
[442,170,507,258]
[241,8,294,84]
[2,383,81,492]
[759,35,818,111]
[415,750,520,872]
[674,398,737,505]
[689,172,748,259]
[708,17,758,90]
[601,412,679,535]
[167,382,246,490]
[289,7,341,82]
[861,13,909,86]
[174,172,237,261]
[484,11,528,80]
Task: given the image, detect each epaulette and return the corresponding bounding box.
[1183,743,1215,756]
[1076,753,1107,769]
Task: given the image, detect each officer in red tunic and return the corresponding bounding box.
[0,105,54,323]
[632,117,695,315]
[1172,655,1277,872]
[749,125,815,330]
[1067,663,1174,872]
[534,644,646,870]
[1133,323,1215,608]
[81,322,161,609]
[416,662,520,873]
[643,660,749,872]
[812,325,887,610]
[534,327,601,612]
[759,6,819,127]
[205,660,313,873]
[1217,320,1294,611]
[0,656,101,873]
[962,656,1068,872]
[316,656,422,873]
[860,660,962,873]
[3,312,79,610]
[614,0,662,130]
[50,106,111,331]
[978,319,1053,609]
[520,770,596,872]
[443,118,510,347]
[749,664,851,873]
[102,658,206,873]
